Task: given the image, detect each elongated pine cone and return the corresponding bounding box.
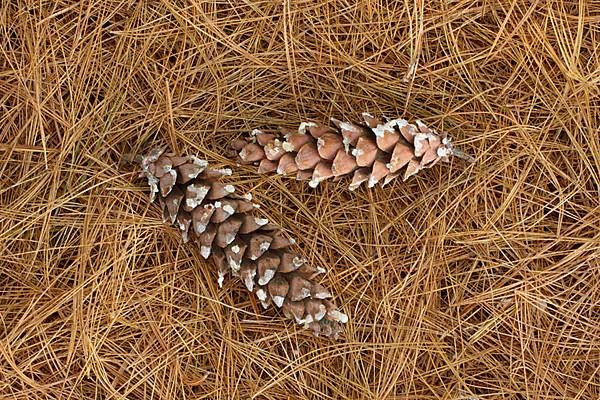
[232,113,474,190]
[139,147,348,338]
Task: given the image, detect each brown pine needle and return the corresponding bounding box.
[1,1,599,399]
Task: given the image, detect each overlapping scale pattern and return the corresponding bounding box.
[140,147,347,338]
[232,113,474,190]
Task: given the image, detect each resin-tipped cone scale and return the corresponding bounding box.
[232,113,474,190]
[139,147,347,338]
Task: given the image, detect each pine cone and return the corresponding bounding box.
[231,113,474,190]
[139,147,348,338]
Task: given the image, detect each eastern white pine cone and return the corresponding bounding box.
[232,113,474,190]
[139,147,348,338]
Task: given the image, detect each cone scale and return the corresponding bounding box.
[139,147,347,339]
[232,113,474,190]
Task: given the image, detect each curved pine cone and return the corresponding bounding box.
[232,113,473,190]
[139,147,347,339]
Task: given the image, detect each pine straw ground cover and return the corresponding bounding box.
[1,1,599,399]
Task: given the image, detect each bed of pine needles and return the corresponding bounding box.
[1,1,600,399]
